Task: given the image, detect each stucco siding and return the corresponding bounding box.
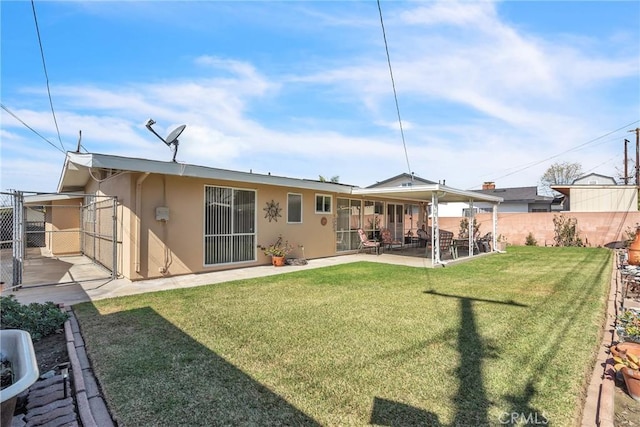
[47,198,82,255]
[569,187,637,212]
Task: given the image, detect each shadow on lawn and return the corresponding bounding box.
[75,304,320,426]
[416,249,611,426]
[369,396,441,426]
[421,290,531,426]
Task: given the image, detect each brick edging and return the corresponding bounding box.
[581,251,619,427]
[63,306,115,427]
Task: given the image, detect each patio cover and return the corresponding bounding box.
[353,185,504,265]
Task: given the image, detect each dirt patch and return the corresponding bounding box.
[32,331,68,374]
[615,380,640,426]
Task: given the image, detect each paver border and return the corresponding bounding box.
[63,306,115,427]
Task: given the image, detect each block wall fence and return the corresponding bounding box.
[437,212,640,247]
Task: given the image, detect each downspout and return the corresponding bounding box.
[135,173,150,273]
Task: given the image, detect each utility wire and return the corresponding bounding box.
[470,119,640,189]
[31,0,65,153]
[1,103,65,153]
[377,0,412,179]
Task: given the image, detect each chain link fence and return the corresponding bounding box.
[0,191,24,290]
[0,191,117,290]
[81,195,117,274]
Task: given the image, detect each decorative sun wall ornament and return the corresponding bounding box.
[263,199,282,222]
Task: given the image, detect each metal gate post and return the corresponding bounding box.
[12,190,24,288]
[112,197,117,279]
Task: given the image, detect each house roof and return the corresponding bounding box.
[474,186,554,204]
[57,152,503,204]
[551,174,632,197]
[58,152,355,194]
[366,173,437,188]
[571,172,617,185]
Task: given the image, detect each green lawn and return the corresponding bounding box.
[74,246,612,426]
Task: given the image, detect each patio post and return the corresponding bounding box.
[492,204,498,251]
[468,199,474,257]
[431,191,440,265]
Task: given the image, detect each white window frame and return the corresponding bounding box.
[315,194,332,214]
[287,193,303,224]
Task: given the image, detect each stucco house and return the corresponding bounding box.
[551,173,638,212]
[438,182,558,217]
[35,152,503,281]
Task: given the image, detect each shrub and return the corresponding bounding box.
[0,295,68,341]
[458,217,479,238]
[625,226,638,247]
[552,214,583,247]
[525,232,537,246]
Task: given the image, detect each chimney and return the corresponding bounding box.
[482,181,495,190]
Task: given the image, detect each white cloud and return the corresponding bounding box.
[1,1,637,193]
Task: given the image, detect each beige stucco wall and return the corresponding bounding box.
[85,171,425,280]
[438,211,640,247]
[568,187,638,212]
[45,198,82,255]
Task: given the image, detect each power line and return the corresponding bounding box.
[377,0,412,178]
[1,103,65,153]
[470,119,640,189]
[31,0,65,152]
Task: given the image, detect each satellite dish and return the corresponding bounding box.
[145,119,186,162]
[165,124,186,146]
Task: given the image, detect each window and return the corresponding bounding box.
[204,186,256,265]
[315,194,332,213]
[287,193,302,223]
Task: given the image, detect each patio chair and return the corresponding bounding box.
[427,229,457,260]
[380,228,402,252]
[477,232,492,252]
[357,228,380,255]
[417,227,430,247]
[439,230,456,259]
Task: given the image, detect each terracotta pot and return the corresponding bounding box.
[622,367,640,401]
[628,227,640,265]
[271,256,286,267]
[612,342,640,358]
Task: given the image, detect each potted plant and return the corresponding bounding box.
[258,235,293,266]
[611,341,640,401]
[617,309,640,344]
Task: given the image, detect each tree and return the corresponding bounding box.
[319,175,340,183]
[540,162,582,194]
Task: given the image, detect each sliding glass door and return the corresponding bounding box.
[204,186,256,265]
[336,198,362,252]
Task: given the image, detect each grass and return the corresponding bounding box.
[73,246,612,426]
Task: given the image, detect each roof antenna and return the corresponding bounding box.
[145,119,186,162]
[76,130,82,152]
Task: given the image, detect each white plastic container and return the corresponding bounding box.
[0,330,39,427]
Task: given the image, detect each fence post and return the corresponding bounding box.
[112,197,117,279]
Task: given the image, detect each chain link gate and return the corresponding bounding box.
[81,195,117,276]
[0,192,117,290]
[0,191,24,290]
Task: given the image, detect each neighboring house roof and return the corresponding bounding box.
[57,152,503,204]
[474,186,554,204]
[366,173,437,188]
[571,173,617,185]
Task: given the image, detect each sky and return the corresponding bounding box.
[1,0,639,194]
